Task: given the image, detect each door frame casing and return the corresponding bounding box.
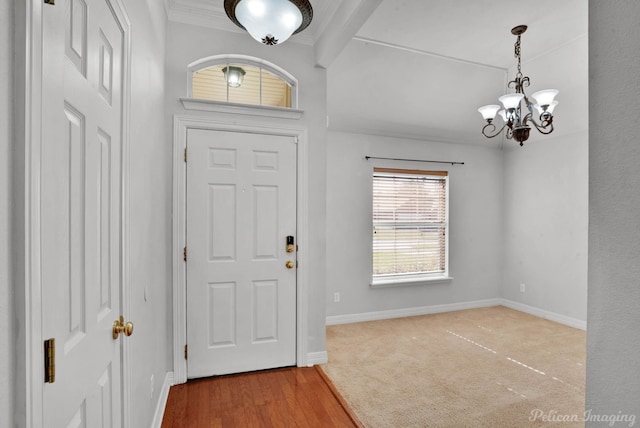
[172,115,310,384]
[21,1,132,426]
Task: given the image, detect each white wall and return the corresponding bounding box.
[326,132,503,317]
[502,35,589,323]
[123,0,172,426]
[587,1,640,420]
[165,23,328,355]
[1,1,14,426]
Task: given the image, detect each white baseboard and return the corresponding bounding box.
[326,298,503,326]
[151,371,174,428]
[305,351,328,366]
[325,298,587,331]
[499,299,587,330]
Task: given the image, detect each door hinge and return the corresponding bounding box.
[184,344,188,360]
[44,338,55,383]
[44,0,55,4]
[184,147,187,162]
[183,247,187,262]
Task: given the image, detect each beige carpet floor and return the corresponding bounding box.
[322,306,586,428]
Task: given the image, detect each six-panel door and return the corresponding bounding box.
[41,0,125,426]
[186,129,297,378]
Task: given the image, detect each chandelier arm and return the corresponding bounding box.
[527,114,555,135]
[505,127,513,140]
[481,122,508,139]
[534,121,554,135]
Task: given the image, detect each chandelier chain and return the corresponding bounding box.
[514,34,522,78]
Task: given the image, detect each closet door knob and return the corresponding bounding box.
[112,316,134,339]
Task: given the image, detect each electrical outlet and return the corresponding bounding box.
[334,292,340,303]
[520,283,526,293]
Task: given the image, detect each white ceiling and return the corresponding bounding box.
[165,0,589,146]
[356,0,587,69]
[164,0,587,67]
[330,0,588,145]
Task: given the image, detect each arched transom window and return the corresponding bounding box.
[188,55,297,109]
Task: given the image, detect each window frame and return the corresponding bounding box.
[371,167,452,288]
[186,54,298,108]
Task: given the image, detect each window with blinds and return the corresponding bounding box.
[372,168,448,281]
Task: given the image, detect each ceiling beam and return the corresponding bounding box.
[314,0,383,69]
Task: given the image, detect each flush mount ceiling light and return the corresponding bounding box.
[224,0,313,46]
[478,25,559,146]
[221,66,246,87]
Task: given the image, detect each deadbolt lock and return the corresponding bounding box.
[112,316,134,340]
[286,236,295,253]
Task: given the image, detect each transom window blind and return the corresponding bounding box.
[372,168,448,278]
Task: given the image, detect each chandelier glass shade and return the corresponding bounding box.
[478,25,558,146]
[224,0,313,46]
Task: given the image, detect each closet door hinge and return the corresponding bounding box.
[44,0,55,5]
[183,247,187,262]
[184,344,188,360]
[44,338,56,383]
[184,147,187,162]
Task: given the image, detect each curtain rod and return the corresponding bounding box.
[365,156,464,166]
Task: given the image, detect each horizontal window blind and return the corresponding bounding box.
[373,168,448,277]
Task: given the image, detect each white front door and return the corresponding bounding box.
[186,129,297,378]
[41,0,126,426]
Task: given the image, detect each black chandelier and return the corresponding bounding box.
[478,25,559,146]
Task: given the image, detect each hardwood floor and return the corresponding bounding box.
[161,366,363,427]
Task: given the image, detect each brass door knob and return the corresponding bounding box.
[285,260,295,269]
[112,316,134,339]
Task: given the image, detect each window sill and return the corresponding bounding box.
[370,276,453,288]
[180,98,304,120]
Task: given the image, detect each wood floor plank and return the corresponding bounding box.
[195,379,211,427]
[162,367,360,427]
[257,373,289,427]
[162,383,187,428]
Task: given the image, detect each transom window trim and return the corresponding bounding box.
[186,54,299,109]
[372,167,450,286]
